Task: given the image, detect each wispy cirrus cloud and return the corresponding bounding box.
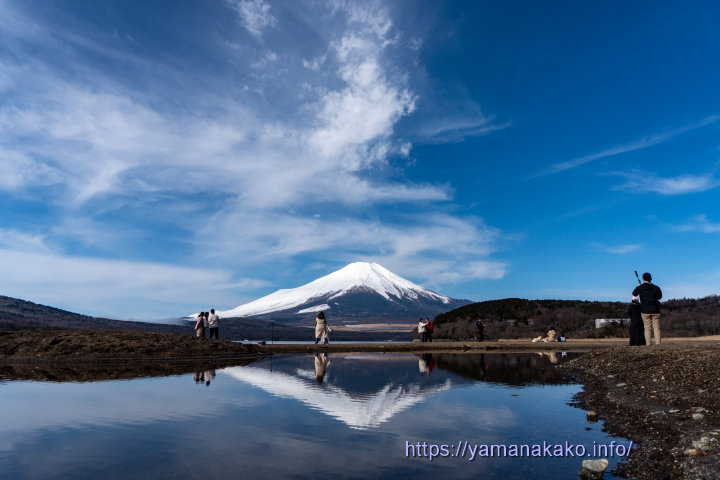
[416,116,510,144]
[611,171,719,196]
[200,209,505,284]
[673,214,720,233]
[590,242,644,254]
[536,115,720,177]
[227,0,277,39]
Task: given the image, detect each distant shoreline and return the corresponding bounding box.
[2,330,718,360]
[253,336,720,354]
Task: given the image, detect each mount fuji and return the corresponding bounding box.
[217,262,472,323]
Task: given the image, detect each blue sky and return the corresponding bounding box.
[1,0,719,319]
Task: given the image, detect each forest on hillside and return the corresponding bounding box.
[432,296,720,340]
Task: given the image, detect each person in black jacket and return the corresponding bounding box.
[475,318,485,342]
[627,296,646,346]
[632,272,663,345]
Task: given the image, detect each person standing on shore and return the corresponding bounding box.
[417,317,427,342]
[475,318,485,342]
[194,313,206,338]
[425,317,433,342]
[632,272,663,345]
[315,311,329,344]
[208,309,220,339]
[628,296,646,346]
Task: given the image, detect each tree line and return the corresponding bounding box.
[432,296,720,340]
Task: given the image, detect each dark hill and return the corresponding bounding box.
[0,295,409,341]
[433,296,720,340]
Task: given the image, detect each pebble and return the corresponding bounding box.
[580,459,608,479]
[616,383,627,387]
[692,437,716,451]
[692,413,705,421]
[669,409,680,413]
[691,407,707,414]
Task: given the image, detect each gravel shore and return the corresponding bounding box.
[560,344,720,479]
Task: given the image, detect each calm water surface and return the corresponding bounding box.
[0,353,630,479]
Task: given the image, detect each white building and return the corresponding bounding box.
[594,318,629,329]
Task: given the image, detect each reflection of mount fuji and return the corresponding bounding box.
[222,352,577,430]
[223,354,468,430]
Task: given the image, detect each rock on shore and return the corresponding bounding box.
[561,344,720,479]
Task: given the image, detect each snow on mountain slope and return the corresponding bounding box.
[218,262,451,318]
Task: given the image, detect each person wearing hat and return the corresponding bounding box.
[627,296,645,346]
[632,272,663,345]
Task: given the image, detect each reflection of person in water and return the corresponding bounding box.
[204,370,216,387]
[194,371,203,384]
[418,356,427,375]
[537,352,558,364]
[478,353,486,376]
[418,353,434,376]
[315,353,330,383]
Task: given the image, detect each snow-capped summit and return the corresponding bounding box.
[217,262,471,322]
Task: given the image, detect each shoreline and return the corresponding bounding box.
[560,344,720,479]
[1,329,717,358]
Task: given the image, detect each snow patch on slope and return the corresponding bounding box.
[296,304,330,314]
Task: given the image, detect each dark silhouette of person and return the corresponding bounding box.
[632,272,663,345]
[628,296,646,346]
[475,318,485,342]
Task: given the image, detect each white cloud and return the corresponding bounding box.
[201,210,506,285]
[417,116,510,144]
[0,228,51,253]
[613,172,718,196]
[227,0,277,39]
[0,248,269,319]
[591,242,644,254]
[673,214,720,233]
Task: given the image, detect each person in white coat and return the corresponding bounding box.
[417,318,427,342]
[315,311,330,344]
[208,309,220,339]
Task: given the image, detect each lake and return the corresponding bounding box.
[0,352,631,479]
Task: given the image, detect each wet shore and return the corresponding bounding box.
[560,344,720,479]
[0,330,266,363]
